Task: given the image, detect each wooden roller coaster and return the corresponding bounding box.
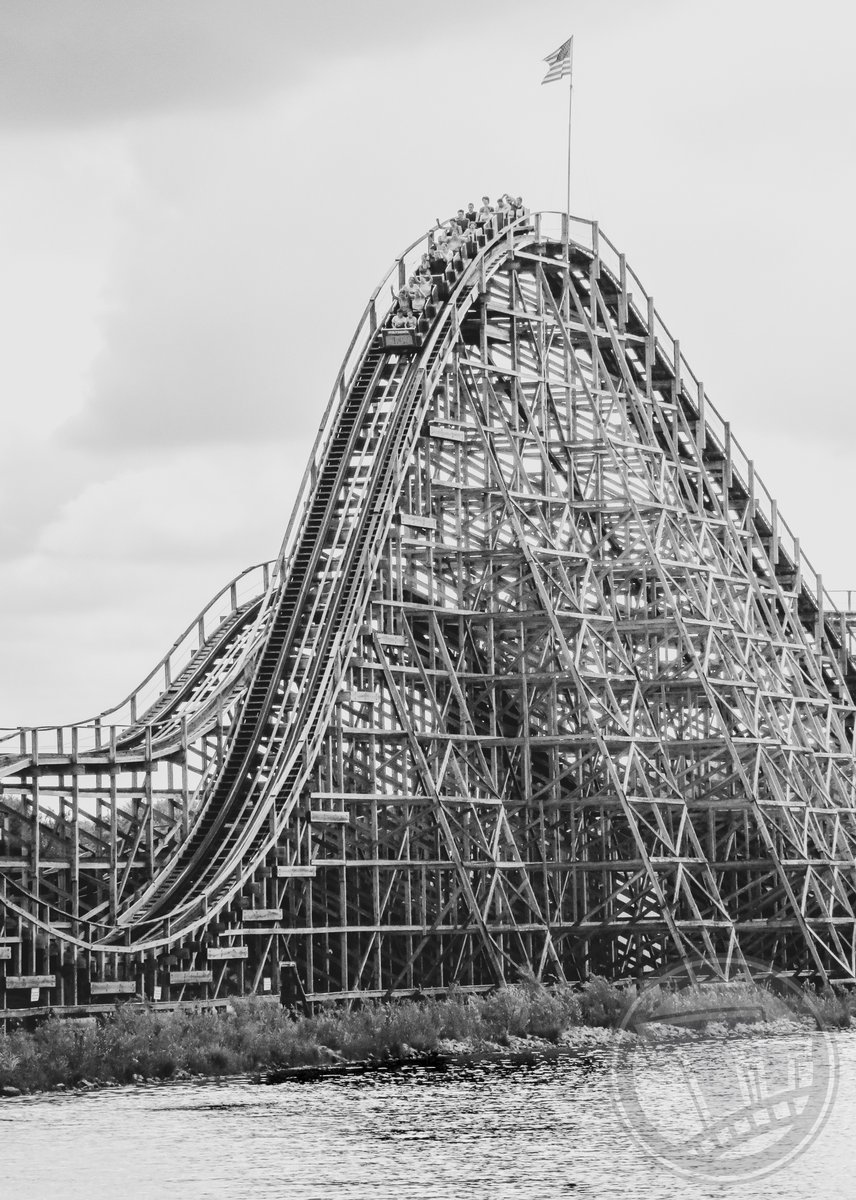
[2,209,856,1020]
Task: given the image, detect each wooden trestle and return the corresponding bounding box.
[2,211,856,1020]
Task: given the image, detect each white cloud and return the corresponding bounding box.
[1,0,856,727]
[0,0,529,126]
[0,441,305,724]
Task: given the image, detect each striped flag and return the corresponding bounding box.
[542,36,573,85]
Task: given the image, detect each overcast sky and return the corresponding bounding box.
[1,0,854,725]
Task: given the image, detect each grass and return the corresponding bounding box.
[0,975,847,1095]
[803,986,852,1029]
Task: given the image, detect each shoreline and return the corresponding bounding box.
[0,1017,825,1099]
[0,979,848,1099]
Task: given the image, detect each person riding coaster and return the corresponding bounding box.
[408,273,431,313]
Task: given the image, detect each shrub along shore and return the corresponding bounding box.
[0,977,849,1097]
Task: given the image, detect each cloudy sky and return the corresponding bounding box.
[1,0,854,726]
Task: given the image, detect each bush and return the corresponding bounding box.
[578,977,633,1028]
[479,986,532,1042]
[435,990,482,1042]
[804,986,852,1030]
[383,1002,439,1053]
[528,987,580,1041]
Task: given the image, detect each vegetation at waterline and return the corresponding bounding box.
[0,977,849,1095]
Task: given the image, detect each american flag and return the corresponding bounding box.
[542,36,573,85]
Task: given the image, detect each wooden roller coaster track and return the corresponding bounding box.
[2,210,856,1019]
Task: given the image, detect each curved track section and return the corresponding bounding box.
[3,212,856,1016]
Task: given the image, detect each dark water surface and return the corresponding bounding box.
[2,1031,854,1198]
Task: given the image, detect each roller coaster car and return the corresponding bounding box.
[381,327,424,352]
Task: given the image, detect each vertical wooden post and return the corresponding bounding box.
[181,716,190,837]
[696,381,706,452]
[31,729,39,903]
[645,296,655,397]
[770,498,779,565]
[71,727,80,927]
[109,726,118,922]
[145,725,155,878]
[618,253,628,331]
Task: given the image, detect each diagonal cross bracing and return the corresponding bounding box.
[2,212,856,1010]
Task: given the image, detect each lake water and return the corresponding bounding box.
[2,1030,854,1198]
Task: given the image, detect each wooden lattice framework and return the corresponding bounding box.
[2,211,856,1018]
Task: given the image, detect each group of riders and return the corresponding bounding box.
[389,194,529,331]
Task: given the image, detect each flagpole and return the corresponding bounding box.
[542,36,575,237]
[566,37,574,222]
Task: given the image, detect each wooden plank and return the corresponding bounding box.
[428,424,466,443]
[377,633,407,648]
[339,690,379,704]
[277,865,317,879]
[5,975,55,989]
[399,513,437,530]
[207,946,249,961]
[485,305,546,322]
[0,947,11,961]
[169,970,213,985]
[0,998,239,1020]
[240,908,283,921]
[309,811,350,824]
[90,980,137,995]
[400,534,436,547]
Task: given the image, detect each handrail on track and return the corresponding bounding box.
[533,211,854,670]
[0,559,274,758]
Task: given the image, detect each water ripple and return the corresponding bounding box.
[1,1033,854,1198]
